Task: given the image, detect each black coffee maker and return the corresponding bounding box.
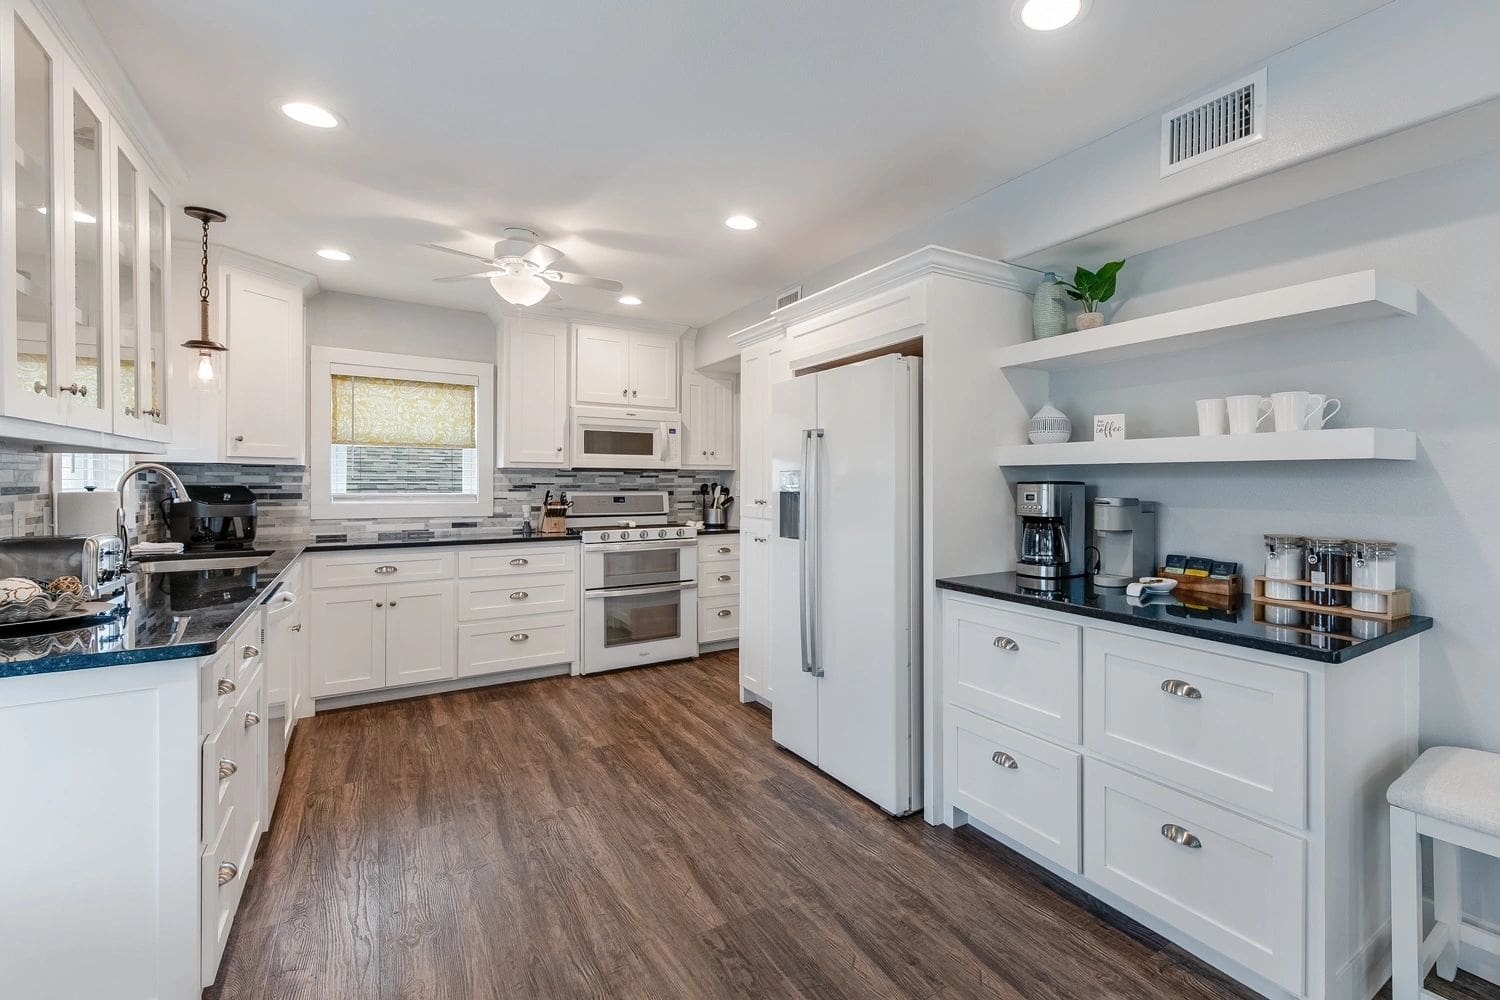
[1015,481,1087,582]
[161,484,259,551]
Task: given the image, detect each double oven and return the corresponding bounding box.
[574,492,699,674]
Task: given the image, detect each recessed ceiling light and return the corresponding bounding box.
[618,295,642,306]
[316,248,352,261]
[1015,0,1088,31]
[724,214,759,231]
[280,102,340,128]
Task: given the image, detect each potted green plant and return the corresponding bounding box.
[1063,259,1126,331]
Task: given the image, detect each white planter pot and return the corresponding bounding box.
[1076,311,1105,331]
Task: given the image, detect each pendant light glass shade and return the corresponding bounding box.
[490,272,550,307]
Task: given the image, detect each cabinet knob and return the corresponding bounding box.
[389,601,398,607]
[59,382,87,397]
[291,623,302,633]
[217,758,238,780]
[244,711,261,728]
[1160,823,1202,849]
[631,389,638,397]
[242,644,259,659]
[622,388,628,397]
[375,602,384,608]
[702,450,708,456]
[1160,679,1202,700]
[753,536,765,543]
[217,861,240,886]
[716,609,732,618]
[509,632,529,642]
[991,750,1019,770]
[217,678,236,696]
[32,380,47,395]
[234,435,244,443]
[992,636,1019,651]
[556,446,564,452]
[510,591,529,600]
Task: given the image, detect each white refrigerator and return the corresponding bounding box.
[769,354,921,816]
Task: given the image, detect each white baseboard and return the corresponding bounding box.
[314,663,571,711]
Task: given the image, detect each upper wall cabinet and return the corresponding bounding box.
[223,266,304,461]
[574,324,679,410]
[0,0,173,451]
[682,374,735,470]
[498,315,568,468]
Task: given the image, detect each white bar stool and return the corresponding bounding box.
[1387,746,1500,1000]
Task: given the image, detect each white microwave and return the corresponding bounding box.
[570,406,683,469]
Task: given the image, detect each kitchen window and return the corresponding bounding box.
[310,347,494,519]
[54,452,131,493]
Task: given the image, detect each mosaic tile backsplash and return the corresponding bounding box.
[0,449,51,538]
[135,464,736,544]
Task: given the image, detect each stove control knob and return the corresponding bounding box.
[676,528,685,537]
[600,532,611,542]
[619,530,630,540]
[658,529,668,538]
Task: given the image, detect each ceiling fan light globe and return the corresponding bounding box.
[491,272,550,307]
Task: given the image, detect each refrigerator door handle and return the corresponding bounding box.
[801,428,825,676]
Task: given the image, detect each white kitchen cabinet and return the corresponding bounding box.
[309,585,387,696]
[574,323,679,409]
[698,534,740,646]
[738,528,771,703]
[499,315,568,467]
[737,338,790,517]
[683,374,735,469]
[385,581,457,686]
[223,265,304,461]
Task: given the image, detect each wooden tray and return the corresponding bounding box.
[1157,569,1242,599]
[1251,576,1412,622]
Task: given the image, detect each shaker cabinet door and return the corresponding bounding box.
[575,325,631,404]
[223,267,304,461]
[309,586,387,697]
[501,318,568,466]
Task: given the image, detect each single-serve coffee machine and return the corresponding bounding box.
[1091,497,1159,587]
[1015,482,1087,583]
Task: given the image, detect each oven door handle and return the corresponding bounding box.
[586,581,698,599]
[586,539,697,554]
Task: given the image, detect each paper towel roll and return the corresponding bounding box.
[56,490,121,536]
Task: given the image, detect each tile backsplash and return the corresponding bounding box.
[136,464,736,544]
[0,448,52,538]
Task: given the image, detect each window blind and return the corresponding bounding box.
[330,374,476,449]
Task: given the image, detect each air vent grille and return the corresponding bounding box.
[776,285,803,310]
[1160,69,1265,176]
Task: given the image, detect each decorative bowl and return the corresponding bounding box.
[0,588,92,626]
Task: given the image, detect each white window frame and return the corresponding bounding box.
[52,453,134,496]
[310,346,494,520]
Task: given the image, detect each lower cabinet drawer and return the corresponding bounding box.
[944,595,1082,745]
[945,706,1081,873]
[201,711,240,849]
[309,549,457,589]
[458,572,576,621]
[458,545,574,578]
[699,536,740,563]
[699,595,740,642]
[1084,760,1306,994]
[700,566,740,597]
[200,793,256,988]
[458,613,577,678]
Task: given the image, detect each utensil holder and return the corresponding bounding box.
[705,508,728,529]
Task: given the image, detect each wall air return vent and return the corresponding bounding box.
[776,285,803,310]
[1160,68,1266,177]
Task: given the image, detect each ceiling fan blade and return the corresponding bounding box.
[523,243,563,270]
[544,270,623,293]
[421,242,499,265]
[434,270,503,283]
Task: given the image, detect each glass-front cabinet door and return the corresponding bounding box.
[144,184,169,437]
[4,6,65,423]
[61,67,109,429]
[112,135,149,437]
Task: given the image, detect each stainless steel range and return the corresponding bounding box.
[572,491,698,674]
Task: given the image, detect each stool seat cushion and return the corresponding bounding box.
[1388,746,1500,835]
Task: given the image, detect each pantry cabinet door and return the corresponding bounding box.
[627,330,678,409]
[309,586,387,697]
[385,581,457,687]
[223,266,304,461]
[500,317,568,466]
[574,324,630,404]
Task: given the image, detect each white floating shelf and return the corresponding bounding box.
[997,270,1417,372]
[997,428,1417,467]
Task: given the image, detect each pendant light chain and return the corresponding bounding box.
[199,215,211,306]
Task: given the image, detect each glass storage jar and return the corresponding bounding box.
[1350,540,1398,613]
[1305,538,1352,608]
[1264,534,1306,602]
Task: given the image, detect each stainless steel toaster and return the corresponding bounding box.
[0,533,128,598]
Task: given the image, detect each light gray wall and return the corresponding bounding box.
[1030,150,1500,923]
[306,290,496,363]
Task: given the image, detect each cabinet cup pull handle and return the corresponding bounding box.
[217,678,236,696]
[509,633,529,642]
[1161,823,1202,849]
[244,711,261,728]
[991,750,1019,769]
[716,609,732,618]
[509,557,529,566]
[242,644,259,659]
[510,591,529,600]
[992,636,1019,651]
[217,861,239,886]
[717,546,731,554]
[717,574,732,582]
[1160,679,1202,699]
[374,565,398,575]
[217,758,238,780]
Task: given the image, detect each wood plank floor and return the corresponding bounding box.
[208,652,1497,999]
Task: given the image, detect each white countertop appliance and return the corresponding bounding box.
[574,491,699,674]
[1091,497,1159,588]
[569,407,683,470]
[768,354,922,816]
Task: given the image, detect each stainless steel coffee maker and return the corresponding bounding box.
[1015,481,1087,583]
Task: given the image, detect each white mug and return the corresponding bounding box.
[1270,391,1312,432]
[1305,393,1342,429]
[1226,395,1272,434]
[1195,398,1227,436]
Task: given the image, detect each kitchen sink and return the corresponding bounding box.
[131,551,273,574]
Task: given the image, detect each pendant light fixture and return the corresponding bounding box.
[181,206,228,387]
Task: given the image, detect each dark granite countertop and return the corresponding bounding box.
[699,528,740,536]
[936,571,1433,664]
[302,529,580,550]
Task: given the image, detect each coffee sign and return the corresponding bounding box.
[1093,413,1126,440]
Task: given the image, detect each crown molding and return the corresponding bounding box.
[770,245,1027,327]
[177,239,320,294]
[490,302,690,337]
[726,315,787,347]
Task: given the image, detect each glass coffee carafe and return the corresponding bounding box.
[1020,518,1071,569]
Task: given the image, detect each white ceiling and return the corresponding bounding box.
[82,0,1388,327]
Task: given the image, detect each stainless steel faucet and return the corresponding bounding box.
[115,462,189,559]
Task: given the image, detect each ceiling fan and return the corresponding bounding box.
[423,228,623,307]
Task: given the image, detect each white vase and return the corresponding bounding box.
[1031,274,1067,339]
[1076,311,1105,331]
[1027,404,1072,445]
